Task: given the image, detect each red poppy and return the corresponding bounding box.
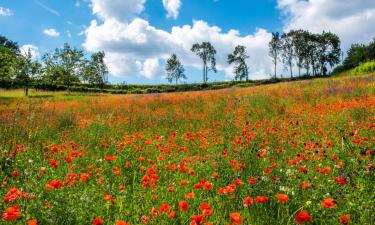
[92,218,104,225]
[294,210,312,224]
[321,198,335,208]
[254,196,269,203]
[199,202,212,216]
[45,180,63,190]
[179,200,189,211]
[230,212,243,224]
[339,214,351,224]
[243,196,253,208]
[116,220,130,225]
[160,203,170,213]
[27,219,38,225]
[276,194,289,203]
[2,204,22,221]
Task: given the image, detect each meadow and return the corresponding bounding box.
[0,73,374,225]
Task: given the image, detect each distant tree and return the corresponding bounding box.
[0,35,20,54]
[90,51,108,89]
[290,30,309,77]
[269,32,282,79]
[0,35,19,82]
[343,44,369,69]
[281,32,295,78]
[15,49,41,96]
[166,54,186,84]
[0,46,18,82]
[227,45,249,81]
[191,42,217,83]
[42,43,84,87]
[304,33,320,76]
[368,38,375,61]
[316,31,341,75]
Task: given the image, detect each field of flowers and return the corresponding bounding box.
[0,74,374,225]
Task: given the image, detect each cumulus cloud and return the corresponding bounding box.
[84,4,274,80]
[162,0,182,19]
[278,0,375,48]
[43,28,60,37]
[0,7,13,16]
[91,0,146,21]
[20,44,39,59]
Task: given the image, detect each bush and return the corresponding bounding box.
[351,61,375,75]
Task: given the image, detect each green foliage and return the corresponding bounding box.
[165,54,186,84]
[351,61,375,75]
[191,42,217,82]
[228,45,249,81]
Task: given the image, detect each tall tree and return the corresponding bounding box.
[290,30,309,77]
[166,54,186,84]
[42,43,84,87]
[269,32,282,79]
[15,49,41,96]
[0,35,19,82]
[316,31,341,75]
[90,51,108,89]
[281,32,295,78]
[227,45,249,81]
[191,42,217,83]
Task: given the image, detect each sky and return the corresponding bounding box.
[1,0,374,84]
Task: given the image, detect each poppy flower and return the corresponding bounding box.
[92,218,104,225]
[199,202,212,216]
[294,210,312,224]
[2,204,22,221]
[27,219,38,225]
[191,215,204,225]
[230,212,243,224]
[116,220,130,225]
[254,196,269,203]
[243,196,253,208]
[179,200,189,211]
[339,214,350,224]
[160,203,170,213]
[276,194,289,203]
[321,198,335,208]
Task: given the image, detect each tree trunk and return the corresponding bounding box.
[25,87,29,97]
[290,62,293,79]
[274,62,277,79]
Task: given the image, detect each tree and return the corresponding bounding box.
[281,32,295,78]
[191,42,217,83]
[290,30,309,77]
[90,51,108,89]
[0,35,19,54]
[269,32,282,79]
[0,46,18,82]
[0,35,19,82]
[15,49,41,96]
[316,31,341,75]
[42,43,84,87]
[166,54,186,84]
[227,45,249,81]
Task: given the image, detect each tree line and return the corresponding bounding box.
[0,30,351,94]
[0,35,108,96]
[166,30,342,84]
[269,30,341,78]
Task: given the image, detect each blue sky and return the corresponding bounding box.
[0,0,374,84]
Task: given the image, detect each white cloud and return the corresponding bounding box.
[0,7,13,16]
[20,44,39,59]
[84,17,274,80]
[278,0,375,48]
[43,28,60,37]
[162,0,182,19]
[141,58,161,79]
[91,0,146,21]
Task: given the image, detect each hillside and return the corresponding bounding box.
[0,72,374,225]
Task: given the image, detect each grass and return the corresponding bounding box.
[0,73,374,225]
